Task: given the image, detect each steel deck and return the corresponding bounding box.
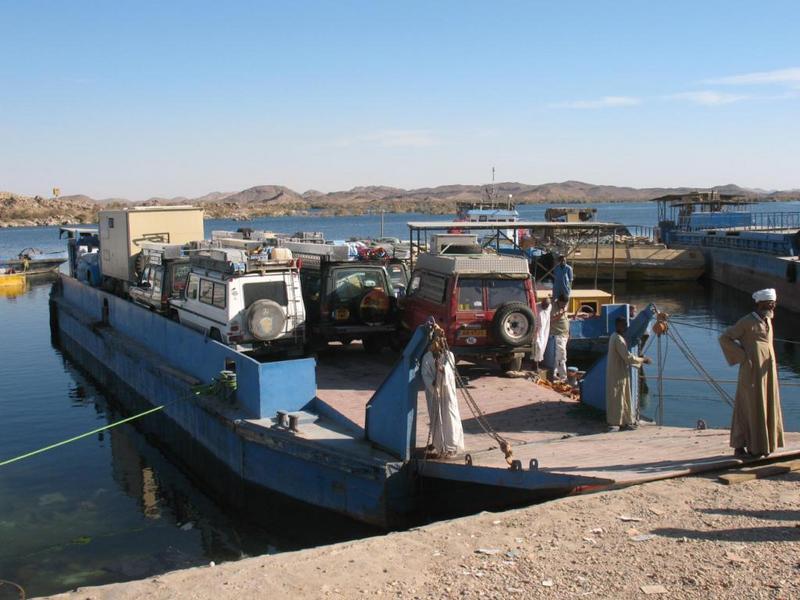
[317,345,800,489]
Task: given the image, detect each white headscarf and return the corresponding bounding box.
[752,288,777,302]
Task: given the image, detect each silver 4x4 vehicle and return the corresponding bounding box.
[169,242,305,357]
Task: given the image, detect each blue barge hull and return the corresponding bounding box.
[666,229,800,313]
[50,275,623,526]
[50,275,414,527]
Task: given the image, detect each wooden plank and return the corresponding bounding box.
[718,459,800,485]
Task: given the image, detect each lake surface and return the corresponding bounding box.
[1,201,798,596]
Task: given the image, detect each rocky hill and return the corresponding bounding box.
[1,181,796,228]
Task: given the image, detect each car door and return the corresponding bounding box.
[452,276,490,347]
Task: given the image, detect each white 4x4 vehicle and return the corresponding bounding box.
[169,245,305,357]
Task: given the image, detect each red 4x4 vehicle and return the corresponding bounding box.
[401,239,537,373]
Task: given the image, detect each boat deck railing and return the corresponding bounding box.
[682,211,800,233]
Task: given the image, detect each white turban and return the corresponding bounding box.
[752,288,777,302]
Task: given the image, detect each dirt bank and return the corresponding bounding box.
[44,471,800,600]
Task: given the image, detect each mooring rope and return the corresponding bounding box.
[667,318,800,346]
[667,324,735,407]
[0,371,237,469]
[0,405,166,468]
[0,579,26,600]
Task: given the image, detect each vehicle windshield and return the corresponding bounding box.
[330,267,388,302]
[243,280,288,307]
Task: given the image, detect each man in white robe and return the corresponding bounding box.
[531,297,552,368]
[606,317,651,430]
[421,342,465,458]
[719,288,784,457]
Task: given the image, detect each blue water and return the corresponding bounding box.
[1,201,799,595]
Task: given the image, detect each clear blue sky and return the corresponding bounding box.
[2,1,799,199]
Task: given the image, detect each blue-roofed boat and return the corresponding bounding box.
[653,191,800,313]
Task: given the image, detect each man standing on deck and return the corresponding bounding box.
[718,288,784,457]
[552,255,573,301]
[531,296,552,369]
[550,296,570,381]
[606,317,651,430]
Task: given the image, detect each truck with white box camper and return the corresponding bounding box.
[97,205,204,293]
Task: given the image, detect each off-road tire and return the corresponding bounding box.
[491,302,535,347]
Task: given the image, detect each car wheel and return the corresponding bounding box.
[491,302,535,347]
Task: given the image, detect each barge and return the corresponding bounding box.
[654,192,800,313]
[48,207,800,528]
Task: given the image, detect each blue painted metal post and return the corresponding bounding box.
[580,303,657,413]
[364,325,430,460]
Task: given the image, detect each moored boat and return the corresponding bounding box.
[1,247,67,275]
[568,244,705,281]
[653,191,800,312]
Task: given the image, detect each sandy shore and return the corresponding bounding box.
[44,469,800,600]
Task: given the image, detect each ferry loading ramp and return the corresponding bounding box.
[316,344,800,508]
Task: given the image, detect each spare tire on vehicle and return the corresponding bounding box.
[248,299,286,341]
[491,302,535,347]
[358,288,390,326]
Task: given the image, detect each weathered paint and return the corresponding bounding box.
[364,325,429,460]
[542,303,632,366]
[665,228,800,313]
[579,303,657,413]
[52,275,412,527]
[417,460,612,491]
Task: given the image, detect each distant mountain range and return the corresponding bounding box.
[1,181,798,228]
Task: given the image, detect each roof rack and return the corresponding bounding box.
[415,252,530,276]
[189,246,295,275]
[279,240,351,261]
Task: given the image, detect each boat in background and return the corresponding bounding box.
[0,271,27,297]
[569,243,705,282]
[1,247,67,275]
[654,191,800,313]
[539,206,705,282]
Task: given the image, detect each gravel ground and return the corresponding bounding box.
[44,472,800,600]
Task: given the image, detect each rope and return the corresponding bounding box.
[655,375,800,387]
[0,370,237,469]
[668,318,800,346]
[0,405,165,468]
[0,579,25,600]
[445,350,515,464]
[423,323,515,464]
[666,324,735,407]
